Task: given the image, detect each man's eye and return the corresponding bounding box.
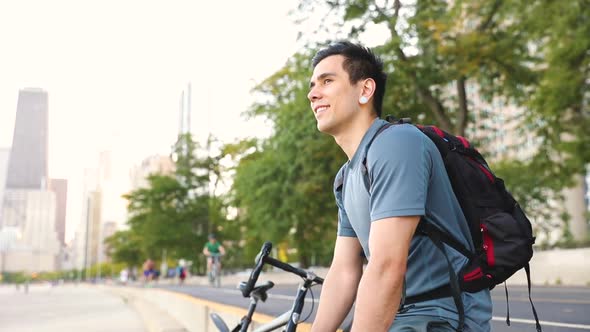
[324,79,332,84]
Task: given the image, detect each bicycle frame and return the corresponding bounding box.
[208,253,223,287]
[257,276,317,332]
[210,241,324,332]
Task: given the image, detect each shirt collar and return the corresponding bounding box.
[349,118,389,169]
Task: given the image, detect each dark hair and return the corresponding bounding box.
[208,233,216,239]
[312,41,387,117]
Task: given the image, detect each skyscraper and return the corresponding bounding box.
[5,88,48,189]
[0,88,59,272]
[0,148,10,225]
[49,178,68,245]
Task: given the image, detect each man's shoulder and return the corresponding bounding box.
[373,123,425,144]
[366,124,431,162]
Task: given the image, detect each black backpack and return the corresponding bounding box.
[365,116,541,332]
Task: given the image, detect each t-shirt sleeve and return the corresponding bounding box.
[334,165,357,237]
[337,207,356,237]
[367,125,432,221]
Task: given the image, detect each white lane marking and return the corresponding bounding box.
[492,317,590,330]
[214,288,590,329]
[491,296,590,305]
[215,288,318,303]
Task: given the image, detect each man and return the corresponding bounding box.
[307,41,492,332]
[202,233,225,278]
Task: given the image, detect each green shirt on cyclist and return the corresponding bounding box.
[203,234,226,271]
[203,234,225,287]
[204,241,222,255]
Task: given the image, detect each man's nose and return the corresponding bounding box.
[307,87,319,102]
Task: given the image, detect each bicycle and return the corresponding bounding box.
[207,252,223,288]
[210,241,324,332]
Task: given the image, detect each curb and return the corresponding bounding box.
[100,284,320,332]
[107,286,189,332]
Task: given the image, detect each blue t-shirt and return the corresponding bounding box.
[333,118,492,331]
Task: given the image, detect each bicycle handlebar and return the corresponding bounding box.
[241,241,272,297]
[240,241,324,298]
[264,256,324,284]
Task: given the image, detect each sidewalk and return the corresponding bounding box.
[0,283,147,332]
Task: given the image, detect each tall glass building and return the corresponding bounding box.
[5,88,48,189]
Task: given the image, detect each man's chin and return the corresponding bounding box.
[316,123,335,135]
[316,122,328,133]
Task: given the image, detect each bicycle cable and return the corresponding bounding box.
[301,283,320,323]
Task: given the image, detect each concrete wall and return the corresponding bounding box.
[506,248,590,286]
[103,285,316,332]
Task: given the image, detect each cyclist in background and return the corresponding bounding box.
[203,233,225,278]
[142,258,155,284]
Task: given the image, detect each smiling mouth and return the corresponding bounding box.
[315,106,329,116]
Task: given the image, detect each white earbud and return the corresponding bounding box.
[359,96,369,104]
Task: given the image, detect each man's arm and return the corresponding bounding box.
[219,245,226,255]
[351,216,419,332]
[202,247,209,256]
[311,236,364,332]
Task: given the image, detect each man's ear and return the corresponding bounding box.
[359,78,376,102]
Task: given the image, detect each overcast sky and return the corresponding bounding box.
[0,0,307,241]
[0,0,390,242]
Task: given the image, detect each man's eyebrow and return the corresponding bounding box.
[309,72,336,88]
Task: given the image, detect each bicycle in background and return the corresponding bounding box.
[207,252,223,288]
[210,241,325,332]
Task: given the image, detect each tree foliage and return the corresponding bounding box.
[293,0,589,235]
[108,1,589,270]
[229,0,589,258]
[106,134,231,273]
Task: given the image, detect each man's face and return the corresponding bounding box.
[308,55,361,135]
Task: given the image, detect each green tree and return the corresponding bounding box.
[108,133,230,273]
[299,0,537,135]
[104,230,143,267]
[524,0,590,177]
[295,0,589,236]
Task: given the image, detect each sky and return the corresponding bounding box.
[0,0,306,242]
[0,0,390,243]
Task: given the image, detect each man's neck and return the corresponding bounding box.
[334,115,378,160]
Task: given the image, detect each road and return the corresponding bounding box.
[160,282,590,332]
[0,280,587,332]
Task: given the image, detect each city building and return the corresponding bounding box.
[5,88,48,189]
[0,190,59,272]
[71,151,128,273]
[0,88,61,272]
[0,148,10,225]
[48,178,68,246]
[71,167,101,272]
[129,154,176,190]
[99,221,117,263]
[84,190,102,269]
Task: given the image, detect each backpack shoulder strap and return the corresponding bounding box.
[417,220,474,259]
[360,122,392,190]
